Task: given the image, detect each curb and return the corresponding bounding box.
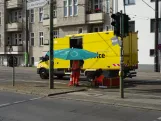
[47,88,87,96]
[55,96,161,111]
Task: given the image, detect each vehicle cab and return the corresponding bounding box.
[37,54,66,79]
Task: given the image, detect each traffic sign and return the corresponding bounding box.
[8,56,18,67]
[27,0,48,10]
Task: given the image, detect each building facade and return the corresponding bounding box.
[0,0,113,66]
[0,0,26,66]
[115,0,161,71]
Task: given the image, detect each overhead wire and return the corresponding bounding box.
[142,0,155,11]
[110,7,151,20]
[97,32,119,56]
[128,14,150,20]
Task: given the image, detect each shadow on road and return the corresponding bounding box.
[125,78,161,85]
[127,88,161,93]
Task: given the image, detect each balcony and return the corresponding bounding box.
[86,9,104,24]
[6,45,23,54]
[6,22,23,32]
[6,0,22,9]
[43,18,57,27]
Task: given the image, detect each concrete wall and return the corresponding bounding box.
[28,6,49,66]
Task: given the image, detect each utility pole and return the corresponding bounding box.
[25,0,29,67]
[154,0,159,72]
[49,0,54,89]
[120,10,124,98]
[111,11,125,98]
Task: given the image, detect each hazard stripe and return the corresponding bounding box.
[113,64,120,66]
[112,64,129,67]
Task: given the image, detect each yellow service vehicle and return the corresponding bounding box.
[37,31,138,80]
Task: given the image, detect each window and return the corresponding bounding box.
[13,11,22,22]
[8,13,12,23]
[30,33,34,46]
[14,11,18,22]
[13,33,22,45]
[150,49,154,57]
[7,37,11,45]
[39,8,43,22]
[129,21,135,32]
[0,56,3,65]
[94,27,99,32]
[73,0,78,15]
[150,18,161,32]
[0,34,1,47]
[30,9,34,23]
[53,30,59,38]
[93,0,102,10]
[31,57,34,66]
[18,11,21,19]
[64,1,68,17]
[93,26,103,32]
[69,0,73,16]
[18,33,22,45]
[99,26,103,31]
[125,0,135,5]
[39,57,43,60]
[106,25,109,31]
[106,0,109,13]
[0,12,1,25]
[94,0,99,9]
[78,28,83,34]
[53,5,57,18]
[39,32,44,46]
[14,34,18,45]
[64,0,78,17]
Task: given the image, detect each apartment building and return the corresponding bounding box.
[0,0,26,66]
[0,0,113,66]
[115,0,161,71]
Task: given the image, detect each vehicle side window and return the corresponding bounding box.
[45,55,49,60]
[41,55,49,61]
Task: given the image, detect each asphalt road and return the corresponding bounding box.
[1,66,161,83]
[0,91,161,121]
[0,67,68,83]
[2,66,161,97]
